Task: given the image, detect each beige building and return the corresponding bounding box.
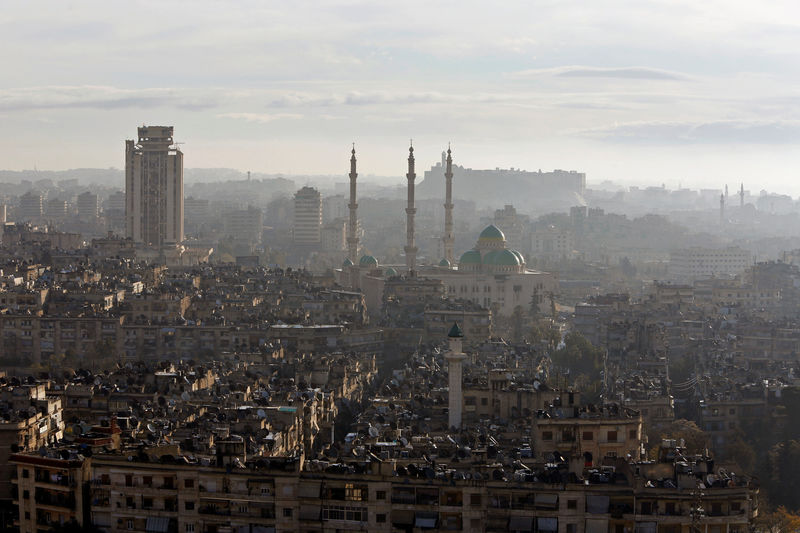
[125,126,184,246]
[77,191,100,222]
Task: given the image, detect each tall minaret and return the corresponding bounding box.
[404,142,418,274]
[720,192,725,224]
[442,145,455,266]
[446,322,467,430]
[347,144,359,263]
[740,183,745,207]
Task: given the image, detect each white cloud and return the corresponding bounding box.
[217,112,304,123]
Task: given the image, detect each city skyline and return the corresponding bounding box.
[3,2,800,192]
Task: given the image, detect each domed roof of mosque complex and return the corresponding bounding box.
[457,225,526,274]
[359,255,378,267]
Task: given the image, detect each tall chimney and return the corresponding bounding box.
[405,142,418,274]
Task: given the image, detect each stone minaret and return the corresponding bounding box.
[347,145,359,263]
[720,192,725,224]
[404,142,418,274]
[740,183,745,207]
[446,322,467,430]
[442,145,455,266]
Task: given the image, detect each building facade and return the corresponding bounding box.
[125,126,184,246]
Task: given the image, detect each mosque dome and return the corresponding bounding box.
[510,249,525,265]
[459,250,482,265]
[438,258,451,268]
[384,267,398,277]
[494,249,521,266]
[359,255,378,267]
[478,224,505,242]
[483,250,500,265]
[342,258,354,267]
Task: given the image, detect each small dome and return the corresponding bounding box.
[342,258,354,267]
[359,255,378,267]
[510,250,525,265]
[439,258,451,267]
[478,224,505,241]
[494,249,521,266]
[448,322,464,338]
[385,267,398,277]
[459,250,482,265]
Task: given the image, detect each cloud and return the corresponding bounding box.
[574,119,800,144]
[217,112,304,123]
[0,86,219,111]
[511,66,689,81]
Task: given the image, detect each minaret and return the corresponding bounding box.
[442,144,455,266]
[720,192,725,224]
[347,145,359,264]
[740,183,745,207]
[404,142,418,274]
[446,322,467,431]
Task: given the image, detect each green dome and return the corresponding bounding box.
[359,255,378,267]
[479,224,505,241]
[510,249,525,264]
[459,250,482,265]
[483,250,500,265]
[385,267,398,277]
[494,249,520,266]
[342,258,354,267]
[439,258,451,267]
[448,322,464,338]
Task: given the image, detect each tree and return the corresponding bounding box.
[647,419,710,456]
[755,506,800,533]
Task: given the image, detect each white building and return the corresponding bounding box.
[424,225,558,316]
[294,186,322,245]
[125,125,184,246]
[668,246,751,282]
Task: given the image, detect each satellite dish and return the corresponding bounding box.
[257,409,266,419]
[147,423,157,433]
[368,426,379,438]
[94,377,102,386]
[181,392,190,401]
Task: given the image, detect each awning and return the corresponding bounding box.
[586,518,609,533]
[538,517,558,532]
[587,495,610,514]
[535,493,559,508]
[145,517,170,533]
[635,523,657,533]
[509,516,534,531]
[415,512,438,528]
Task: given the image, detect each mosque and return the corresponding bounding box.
[335,145,558,318]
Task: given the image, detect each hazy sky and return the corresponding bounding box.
[3,1,800,192]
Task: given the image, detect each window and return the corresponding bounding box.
[629,429,637,439]
[607,430,617,442]
[283,508,293,518]
[143,497,153,509]
[583,431,593,441]
[143,476,152,487]
[567,499,577,510]
[345,483,366,501]
[377,513,387,523]
[127,519,134,530]
[470,493,482,507]
[542,431,553,441]
[481,398,488,406]
[184,479,194,488]
[23,490,29,500]
[185,525,194,533]
[24,512,30,520]
[375,490,386,500]
[185,501,194,511]
[22,469,29,479]
[322,505,367,522]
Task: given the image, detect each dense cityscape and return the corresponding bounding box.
[7,1,800,532]
[1,122,800,533]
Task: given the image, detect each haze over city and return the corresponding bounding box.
[3,1,800,192]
